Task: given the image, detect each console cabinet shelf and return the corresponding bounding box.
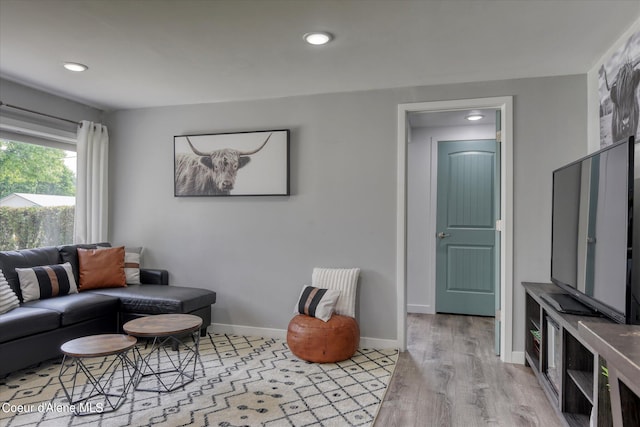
[578,322,640,427]
[523,282,613,427]
[524,282,640,427]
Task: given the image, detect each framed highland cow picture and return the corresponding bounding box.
[597,29,640,148]
[174,129,290,197]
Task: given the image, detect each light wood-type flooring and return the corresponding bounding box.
[375,313,563,427]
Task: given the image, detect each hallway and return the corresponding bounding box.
[375,313,562,426]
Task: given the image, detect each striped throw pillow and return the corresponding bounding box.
[295,285,341,322]
[16,262,78,302]
[312,268,360,318]
[124,247,143,284]
[98,246,143,284]
[0,270,20,314]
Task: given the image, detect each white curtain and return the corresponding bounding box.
[74,121,109,244]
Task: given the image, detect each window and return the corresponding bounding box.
[0,139,76,250]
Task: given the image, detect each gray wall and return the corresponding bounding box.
[0,74,589,351]
[105,74,588,351]
[0,78,102,129]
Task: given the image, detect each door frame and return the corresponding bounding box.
[396,96,514,363]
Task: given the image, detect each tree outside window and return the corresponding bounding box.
[0,139,76,250]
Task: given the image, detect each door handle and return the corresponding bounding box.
[437,232,451,239]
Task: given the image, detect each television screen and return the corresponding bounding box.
[551,138,632,323]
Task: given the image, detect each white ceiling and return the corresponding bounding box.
[0,0,638,111]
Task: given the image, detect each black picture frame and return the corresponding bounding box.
[174,129,290,197]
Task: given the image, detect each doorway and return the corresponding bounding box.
[397,97,514,363]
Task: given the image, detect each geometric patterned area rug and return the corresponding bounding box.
[0,333,398,427]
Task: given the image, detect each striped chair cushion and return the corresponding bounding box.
[16,262,78,302]
[312,267,360,318]
[294,286,341,322]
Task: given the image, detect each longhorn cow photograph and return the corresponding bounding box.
[598,29,639,147]
[174,129,290,196]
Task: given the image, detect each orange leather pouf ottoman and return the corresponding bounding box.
[287,314,359,363]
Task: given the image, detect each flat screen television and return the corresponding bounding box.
[550,136,638,324]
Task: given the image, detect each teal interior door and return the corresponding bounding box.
[436,139,498,316]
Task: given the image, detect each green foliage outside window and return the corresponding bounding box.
[0,206,75,250]
[0,140,76,250]
[0,140,75,199]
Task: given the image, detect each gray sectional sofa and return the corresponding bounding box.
[0,243,216,376]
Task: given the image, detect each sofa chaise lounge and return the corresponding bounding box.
[0,243,216,376]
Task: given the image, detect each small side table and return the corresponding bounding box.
[59,334,138,416]
[123,313,203,392]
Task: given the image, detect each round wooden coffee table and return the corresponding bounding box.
[58,334,138,416]
[123,314,203,392]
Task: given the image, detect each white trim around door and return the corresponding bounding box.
[397,96,515,363]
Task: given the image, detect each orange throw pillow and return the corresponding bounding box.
[77,246,127,291]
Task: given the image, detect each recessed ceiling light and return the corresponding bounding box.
[63,62,88,72]
[303,32,333,46]
[466,113,484,121]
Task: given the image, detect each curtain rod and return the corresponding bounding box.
[0,101,81,126]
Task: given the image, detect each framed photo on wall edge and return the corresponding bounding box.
[174,129,290,197]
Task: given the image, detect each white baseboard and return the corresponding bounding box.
[510,351,525,365]
[210,323,286,340]
[359,337,398,350]
[210,323,398,350]
[406,304,434,314]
